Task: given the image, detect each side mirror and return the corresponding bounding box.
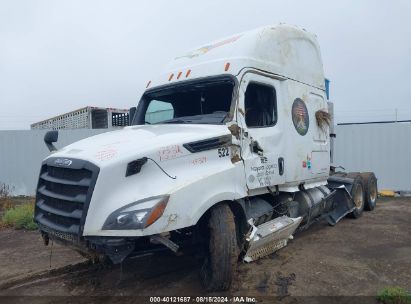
[44,130,58,152]
[129,107,136,125]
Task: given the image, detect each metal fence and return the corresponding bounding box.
[0,122,410,196]
[0,129,108,195]
[334,122,411,191]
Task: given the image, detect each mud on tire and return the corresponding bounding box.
[200,204,239,291]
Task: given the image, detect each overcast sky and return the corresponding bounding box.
[0,0,410,129]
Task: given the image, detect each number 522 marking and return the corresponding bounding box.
[218,147,230,158]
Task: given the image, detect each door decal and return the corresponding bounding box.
[247,156,278,187]
[292,98,309,136]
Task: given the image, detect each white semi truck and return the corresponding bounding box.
[34,24,378,291]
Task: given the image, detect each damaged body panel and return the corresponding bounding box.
[244,216,302,262]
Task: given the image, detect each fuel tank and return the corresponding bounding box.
[292,186,333,224]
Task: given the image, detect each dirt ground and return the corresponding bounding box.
[0,197,410,301]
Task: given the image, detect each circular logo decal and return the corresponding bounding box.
[292,98,309,136]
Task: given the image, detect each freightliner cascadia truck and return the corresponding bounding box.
[34,24,378,291]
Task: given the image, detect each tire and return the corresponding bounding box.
[360,172,378,211]
[200,204,239,291]
[348,175,365,219]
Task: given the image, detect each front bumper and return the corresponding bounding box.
[38,222,136,264]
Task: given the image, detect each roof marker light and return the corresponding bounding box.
[146,80,151,88]
[224,62,230,71]
[186,69,191,77]
[168,73,174,81]
[177,71,182,79]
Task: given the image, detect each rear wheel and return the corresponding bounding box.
[361,172,378,211]
[348,175,365,218]
[200,204,239,291]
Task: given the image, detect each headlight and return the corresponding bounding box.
[102,195,169,230]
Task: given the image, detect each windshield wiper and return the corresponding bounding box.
[220,112,230,123]
[160,119,190,124]
[158,112,228,125]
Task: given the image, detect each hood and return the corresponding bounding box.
[50,124,231,167]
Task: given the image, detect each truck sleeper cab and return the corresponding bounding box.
[34,24,378,291]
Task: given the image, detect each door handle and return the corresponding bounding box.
[278,157,284,176]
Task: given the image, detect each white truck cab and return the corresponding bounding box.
[34,24,378,291]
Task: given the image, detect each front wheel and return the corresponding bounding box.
[200,204,239,291]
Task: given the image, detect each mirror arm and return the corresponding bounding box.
[44,130,59,152]
[45,142,57,152]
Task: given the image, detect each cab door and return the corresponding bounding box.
[237,73,285,189]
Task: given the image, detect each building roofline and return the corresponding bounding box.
[338,120,411,126]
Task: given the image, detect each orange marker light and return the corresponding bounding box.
[224,62,230,71]
[186,69,191,77]
[146,80,151,88]
[168,73,174,81]
[145,199,169,228]
[177,71,182,79]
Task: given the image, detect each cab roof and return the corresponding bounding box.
[148,24,325,91]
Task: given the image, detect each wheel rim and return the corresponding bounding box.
[354,185,364,209]
[369,179,377,203]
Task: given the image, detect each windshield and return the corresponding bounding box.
[133,76,235,125]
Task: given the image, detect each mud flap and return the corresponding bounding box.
[326,176,357,226]
[243,216,302,263]
[324,187,355,226]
